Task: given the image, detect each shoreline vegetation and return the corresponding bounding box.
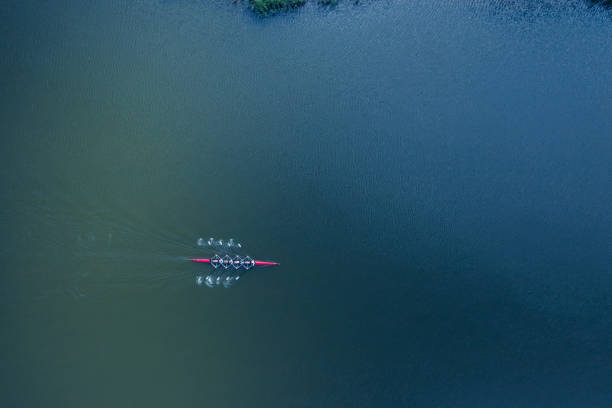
[243,0,611,16]
[245,0,357,16]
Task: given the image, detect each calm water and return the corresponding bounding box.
[1,0,611,406]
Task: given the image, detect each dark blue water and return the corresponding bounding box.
[1,0,611,406]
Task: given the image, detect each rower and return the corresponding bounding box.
[232,256,242,269]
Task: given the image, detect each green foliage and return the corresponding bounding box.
[247,0,362,16]
[248,1,610,17]
[249,0,307,15]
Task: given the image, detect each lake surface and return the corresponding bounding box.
[1,0,611,406]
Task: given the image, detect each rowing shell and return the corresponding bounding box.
[191,254,279,270]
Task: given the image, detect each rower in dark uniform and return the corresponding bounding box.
[232,256,242,269]
[242,256,254,269]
